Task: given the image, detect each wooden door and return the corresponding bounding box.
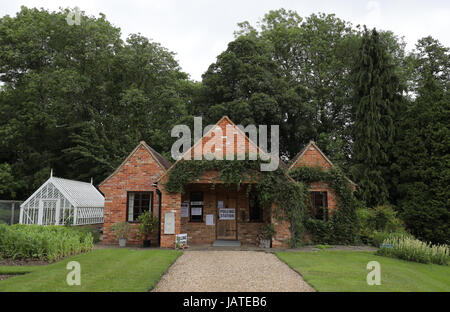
[216,191,237,240]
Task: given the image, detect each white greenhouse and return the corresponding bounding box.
[20,175,104,226]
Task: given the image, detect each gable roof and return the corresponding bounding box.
[21,177,104,208]
[52,177,105,207]
[99,141,172,187]
[157,115,288,183]
[287,141,357,187]
[287,141,334,171]
[144,142,172,170]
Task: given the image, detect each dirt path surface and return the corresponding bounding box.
[152,251,314,292]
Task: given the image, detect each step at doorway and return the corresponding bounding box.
[213,240,241,247]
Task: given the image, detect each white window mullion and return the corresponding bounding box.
[128,193,135,221]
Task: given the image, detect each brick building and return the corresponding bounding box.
[99,116,353,248]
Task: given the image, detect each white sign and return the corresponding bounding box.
[191,207,202,216]
[219,208,235,220]
[181,202,189,218]
[218,200,224,209]
[206,214,214,226]
[190,201,203,206]
[164,212,175,234]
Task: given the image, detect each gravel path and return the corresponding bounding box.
[152,251,314,292]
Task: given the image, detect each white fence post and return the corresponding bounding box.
[10,202,15,225]
[19,204,23,224]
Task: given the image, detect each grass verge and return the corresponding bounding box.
[276,250,450,292]
[0,248,181,292]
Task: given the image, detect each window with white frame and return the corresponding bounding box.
[127,192,153,222]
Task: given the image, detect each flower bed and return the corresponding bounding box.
[377,234,449,265]
[0,224,93,262]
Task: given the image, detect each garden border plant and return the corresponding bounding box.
[164,157,310,247]
[289,166,360,244]
[0,224,93,262]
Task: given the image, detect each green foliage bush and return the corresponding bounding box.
[370,231,407,248]
[0,224,93,262]
[110,221,132,239]
[304,219,332,243]
[136,211,159,241]
[290,166,360,244]
[73,225,101,243]
[357,205,407,246]
[377,234,449,265]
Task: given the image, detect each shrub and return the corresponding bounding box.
[371,231,408,248]
[73,225,101,243]
[305,218,332,244]
[291,166,360,245]
[357,205,407,246]
[0,224,93,262]
[136,211,159,241]
[377,234,449,265]
[110,221,132,239]
[260,223,277,240]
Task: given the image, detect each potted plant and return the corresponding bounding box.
[258,223,276,248]
[136,211,159,247]
[110,221,132,247]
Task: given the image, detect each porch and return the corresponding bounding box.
[178,183,268,246]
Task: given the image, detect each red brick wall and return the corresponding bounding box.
[290,144,338,216]
[158,117,266,247]
[174,184,266,246]
[185,117,259,160]
[101,120,350,249]
[99,144,165,246]
[291,145,332,169]
[271,204,291,248]
[159,189,181,248]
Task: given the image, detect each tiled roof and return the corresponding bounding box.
[141,142,172,170]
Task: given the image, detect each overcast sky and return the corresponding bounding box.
[1,0,449,80]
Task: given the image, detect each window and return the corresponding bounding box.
[190,191,203,222]
[249,191,263,222]
[127,192,153,222]
[310,191,328,221]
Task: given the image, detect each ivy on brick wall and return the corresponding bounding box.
[289,166,360,244]
[164,158,309,247]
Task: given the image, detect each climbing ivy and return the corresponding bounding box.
[164,159,359,246]
[289,166,360,244]
[164,158,309,247]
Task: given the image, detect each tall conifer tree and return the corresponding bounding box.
[351,27,402,207]
[394,37,449,244]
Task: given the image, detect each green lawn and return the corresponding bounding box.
[276,250,450,292]
[0,248,181,292]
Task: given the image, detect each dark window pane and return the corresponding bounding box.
[190,191,203,222]
[128,192,152,221]
[310,191,328,221]
[249,191,262,221]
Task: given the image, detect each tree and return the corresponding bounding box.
[199,10,359,160]
[351,27,403,207]
[393,37,450,244]
[0,7,191,198]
